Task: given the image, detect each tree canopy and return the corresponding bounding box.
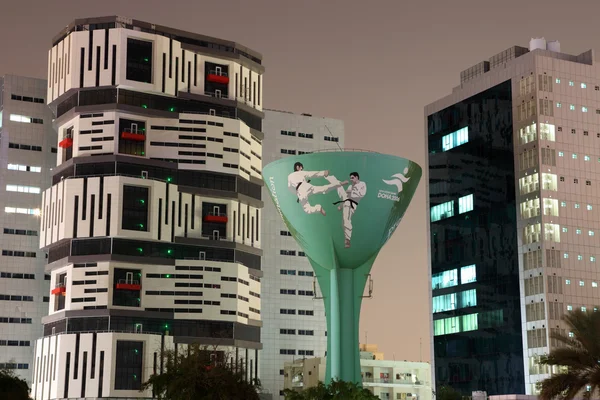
[283,379,380,400]
[0,368,30,400]
[538,309,600,400]
[142,344,260,400]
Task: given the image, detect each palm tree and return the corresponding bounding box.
[538,309,600,400]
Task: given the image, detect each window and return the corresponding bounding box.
[460,265,476,284]
[575,204,580,209]
[9,114,43,124]
[569,81,574,86]
[581,281,585,287]
[566,279,571,285]
[556,78,561,84]
[587,204,593,210]
[126,39,153,83]
[564,253,569,259]
[7,164,41,173]
[280,130,296,137]
[561,201,567,207]
[572,153,578,159]
[593,282,598,288]
[585,156,591,161]
[590,231,595,236]
[570,105,575,111]
[578,255,583,261]
[324,136,339,142]
[577,229,582,235]
[5,185,40,194]
[582,83,587,88]
[583,107,588,112]
[556,102,561,108]
[441,127,468,151]
[121,186,149,232]
[592,256,597,262]
[569,332,574,337]
[114,341,143,390]
[4,207,40,215]
[558,152,564,157]
[458,194,473,214]
[432,269,457,290]
[562,227,567,233]
[431,201,454,222]
[567,305,573,311]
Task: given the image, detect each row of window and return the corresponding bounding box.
[430,194,474,223]
[280,289,314,296]
[281,149,312,155]
[9,143,42,152]
[5,185,41,194]
[555,78,600,90]
[280,130,315,139]
[5,206,41,215]
[0,363,29,370]
[565,279,599,287]
[280,329,315,335]
[9,114,43,124]
[432,265,476,290]
[280,269,314,276]
[1,250,36,258]
[0,272,35,279]
[279,349,315,356]
[0,294,34,301]
[280,250,306,256]
[280,309,314,315]
[11,94,45,103]
[3,228,38,236]
[7,164,41,173]
[0,317,32,324]
[0,340,30,346]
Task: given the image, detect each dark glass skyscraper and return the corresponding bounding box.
[427,80,525,395]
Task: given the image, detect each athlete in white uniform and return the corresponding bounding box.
[328,172,367,248]
[287,162,346,216]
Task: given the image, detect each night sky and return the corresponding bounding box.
[1,0,599,363]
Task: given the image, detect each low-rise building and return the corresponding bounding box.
[283,344,432,400]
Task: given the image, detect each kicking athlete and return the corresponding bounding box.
[287,162,346,216]
[328,172,367,248]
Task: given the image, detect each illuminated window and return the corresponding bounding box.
[582,307,587,312]
[569,332,574,337]
[432,289,477,313]
[575,203,580,209]
[442,127,469,152]
[570,104,575,110]
[539,123,555,141]
[458,194,473,214]
[587,204,593,210]
[576,229,582,235]
[592,256,596,262]
[583,107,588,113]
[556,78,561,83]
[7,164,41,173]
[590,231,595,236]
[431,201,454,222]
[566,279,571,285]
[4,207,40,215]
[561,201,567,207]
[567,305,573,310]
[564,253,569,259]
[5,185,40,194]
[556,102,561,108]
[562,227,568,233]
[519,123,537,144]
[572,153,578,159]
[578,255,583,261]
[569,81,574,86]
[9,114,30,123]
[432,269,457,290]
[558,151,564,157]
[585,155,591,161]
[593,282,598,288]
[541,173,557,191]
[461,265,476,284]
[582,83,587,88]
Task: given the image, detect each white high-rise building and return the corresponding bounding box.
[260,109,345,398]
[31,16,265,399]
[426,38,600,395]
[0,75,56,383]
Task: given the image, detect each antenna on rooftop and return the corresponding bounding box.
[325,125,343,151]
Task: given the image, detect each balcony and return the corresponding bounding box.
[59,137,73,148]
[206,71,229,85]
[204,213,228,223]
[121,128,146,142]
[204,91,229,100]
[51,283,66,295]
[115,279,141,291]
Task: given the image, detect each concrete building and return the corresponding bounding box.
[0,75,56,383]
[283,344,432,400]
[30,16,265,399]
[426,37,600,395]
[260,109,345,398]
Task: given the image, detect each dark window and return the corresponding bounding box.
[126,39,152,83]
[114,341,143,390]
[118,118,146,156]
[122,186,149,232]
[112,268,141,307]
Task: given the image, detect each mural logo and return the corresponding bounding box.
[378,167,410,201]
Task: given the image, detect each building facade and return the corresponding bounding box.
[30,16,265,399]
[284,344,432,400]
[260,109,345,398]
[426,38,600,395]
[0,75,56,383]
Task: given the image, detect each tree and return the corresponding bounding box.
[142,344,261,400]
[435,385,463,400]
[538,309,600,400]
[0,368,30,400]
[283,379,380,399]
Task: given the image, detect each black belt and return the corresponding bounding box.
[295,181,310,203]
[333,199,358,209]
